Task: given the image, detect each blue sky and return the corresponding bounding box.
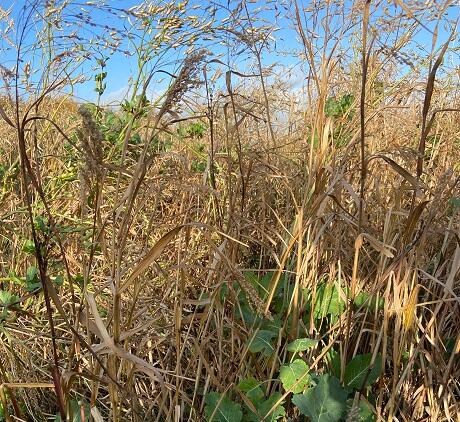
[1,1,458,105]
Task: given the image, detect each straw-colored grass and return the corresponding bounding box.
[0,1,459,421]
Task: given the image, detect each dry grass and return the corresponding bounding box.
[0,1,459,421]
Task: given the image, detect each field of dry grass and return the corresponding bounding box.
[0,1,459,421]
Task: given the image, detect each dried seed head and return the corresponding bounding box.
[77,105,103,181]
[235,271,271,320]
[160,49,207,114]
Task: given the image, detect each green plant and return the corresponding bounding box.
[325,94,354,119]
[0,290,19,322]
[203,272,381,421]
[292,374,347,422]
[0,0,458,420]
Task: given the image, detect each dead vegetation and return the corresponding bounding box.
[0,1,459,421]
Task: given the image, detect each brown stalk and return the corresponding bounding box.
[358,0,372,233]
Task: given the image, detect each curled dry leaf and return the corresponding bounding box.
[120,225,184,293]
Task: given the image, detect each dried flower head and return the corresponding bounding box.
[159,48,207,114]
[77,105,103,181]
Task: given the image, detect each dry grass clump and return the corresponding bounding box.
[0,1,459,421]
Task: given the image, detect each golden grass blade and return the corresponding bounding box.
[362,233,395,258]
[0,383,54,389]
[371,154,422,190]
[0,105,14,128]
[264,215,301,315]
[120,225,184,293]
[403,284,419,331]
[86,293,164,383]
[402,200,430,244]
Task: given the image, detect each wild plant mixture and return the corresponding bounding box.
[0,1,459,421]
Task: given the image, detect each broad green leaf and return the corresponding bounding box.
[279,359,310,393]
[444,337,456,356]
[246,393,285,422]
[204,392,243,422]
[26,266,41,292]
[218,284,229,302]
[243,271,279,301]
[292,374,347,422]
[313,283,345,320]
[358,399,375,422]
[34,216,50,233]
[6,271,24,286]
[243,271,258,283]
[0,290,18,306]
[326,349,342,379]
[353,292,384,311]
[346,398,375,422]
[325,94,354,118]
[237,302,258,325]
[238,378,264,403]
[287,338,318,353]
[247,330,276,356]
[261,316,282,333]
[344,353,382,390]
[22,239,36,254]
[54,275,64,286]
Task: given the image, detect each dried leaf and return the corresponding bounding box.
[0,104,14,128]
[86,293,164,382]
[362,233,395,258]
[371,155,422,190]
[402,201,429,244]
[120,225,184,293]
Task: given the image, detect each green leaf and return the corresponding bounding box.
[261,316,282,333]
[444,337,456,356]
[344,353,382,390]
[238,378,264,403]
[325,94,354,118]
[346,398,375,422]
[279,359,310,394]
[247,330,276,356]
[0,290,18,306]
[22,239,36,254]
[246,393,285,422]
[204,392,243,422]
[34,216,50,234]
[236,302,258,325]
[358,399,375,422]
[325,97,342,118]
[287,338,318,353]
[69,398,91,422]
[313,283,345,320]
[448,197,460,209]
[326,349,341,379]
[292,374,347,422]
[54,275,64,286]
[353,292,384,311]
[26,266,41,292]
[243,271,268,299]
